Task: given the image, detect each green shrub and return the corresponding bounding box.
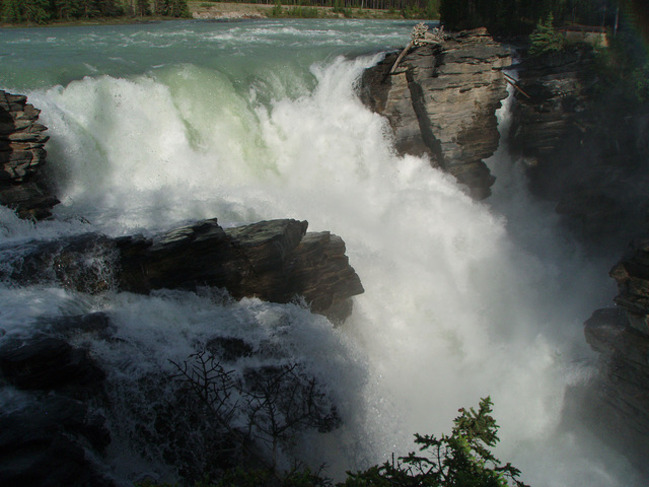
[331,0,351,17]
[632,61,649,103]
[285,6,319,18]
[271,0,283,16]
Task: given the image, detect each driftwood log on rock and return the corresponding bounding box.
[2,218,364,323]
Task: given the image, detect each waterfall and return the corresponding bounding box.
[0,19,644,486]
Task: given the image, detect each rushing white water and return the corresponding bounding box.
[0,19,644,485]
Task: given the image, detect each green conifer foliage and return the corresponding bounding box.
[24,0,50,23]
[0,0,22,22]
[168,0,189,17]
[135,0,151,16]
[341,397,529,487]
[529,13,566,56]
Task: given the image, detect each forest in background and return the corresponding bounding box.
[0,0,189,23]
[0,0,640,29]
[439,0,635,35]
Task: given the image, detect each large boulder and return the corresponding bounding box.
[359,27,511,199]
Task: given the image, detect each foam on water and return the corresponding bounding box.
[0,20,644,485]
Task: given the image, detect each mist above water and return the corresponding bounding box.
[0,20,644,486]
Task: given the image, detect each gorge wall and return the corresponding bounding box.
[509,47,649,249]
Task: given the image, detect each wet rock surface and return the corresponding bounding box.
[0,310,344,486]
[582,239,649,473]
[1,218,363,322]
[0,320,114,487]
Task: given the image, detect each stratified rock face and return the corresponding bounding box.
[583,241,649,470]
[360,28,511,199]
[509,49,597,164]
[608,239,649,334]
[0,89,59,219]
[3,218,364,322]
[509,48,649,246]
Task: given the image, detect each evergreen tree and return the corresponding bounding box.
[168,0,189,17]
[24,0,50,23]
[0,0,23,22]
[439,0,617,35]
[98,0,124,16]
[135,0,151,16]
[529,13,565,56]
[77,0,101,18]
[342,397,529,487]
[53,0,82,19]
[153,0,170,16]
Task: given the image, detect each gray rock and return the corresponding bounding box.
[0,396,114,487]
[359,28,511,199]
[509,47,649,246]
[3,218,364,322]
[0,334,105,391]
[0,89,58,219]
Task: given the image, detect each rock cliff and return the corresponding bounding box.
[0,89,59,219]
[509,47,649,247]
[583,241,649,472]
[359,27,511,199]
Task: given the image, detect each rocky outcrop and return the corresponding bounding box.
[2,218,363,323]
[0,314,115,487]
[359,28,511,199]
[507,44,649,474]
[509,47,649,247]
[0,90,59,219]
[0,309,342,486]
[583,240,649,472]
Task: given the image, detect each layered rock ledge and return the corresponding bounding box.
[583,239,649,472]
[359,27,511,199]
[2,217,364,323]
[509,47,649,246]
[0,89,59,219]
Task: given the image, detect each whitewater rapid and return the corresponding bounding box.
[0,19,643,485]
